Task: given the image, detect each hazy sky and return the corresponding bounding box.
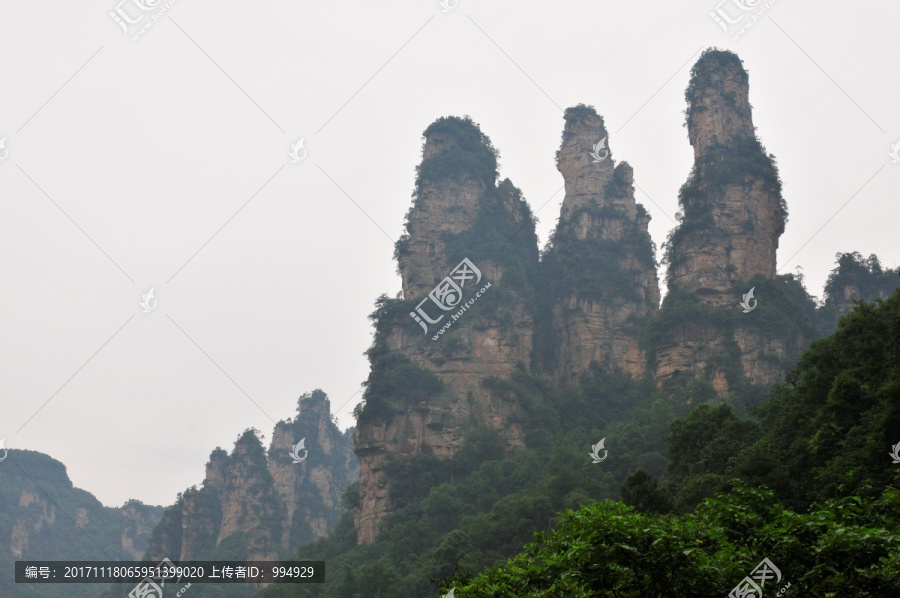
[2,0,898,508]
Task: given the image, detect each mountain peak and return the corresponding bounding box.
[685,48,754,158]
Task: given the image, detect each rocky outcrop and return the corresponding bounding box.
[217,433,283,561]
[541,106,660,382]
[144,390,358,561]
[120,500,161,560]
[666,50,783,301]
[268,390,359,547]
[653,49,802,391]
[353,116,540,543]
[144,433,281,563]
[818,252,900,335]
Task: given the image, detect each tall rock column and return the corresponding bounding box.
[666,50,783,298]
[653,49,805,391]
[352,116,540,543]
[540,105,660,383]
[268,390,359,548]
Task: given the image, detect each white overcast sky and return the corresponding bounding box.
[1,0,898,508]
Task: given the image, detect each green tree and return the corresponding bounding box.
[620,468,672,514]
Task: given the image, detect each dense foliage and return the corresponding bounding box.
[659,286,900,513]
[455,287,900,596]
[541,204,657,303]
[259,286,900,598]
[415,116,499,197]
[441,178,540,310]
[354,347,446,425]
[561,103,601,124]
[256,366,728,598]
[452,482,900,597]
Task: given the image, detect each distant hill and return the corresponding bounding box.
[0,449,162,598]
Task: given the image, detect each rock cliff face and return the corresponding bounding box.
[353,117,539,543]
[8,489,57,558]
[144,390,357,561]
[541,106,660,382]
[120,499,163,559]
[394,120,538,386]
[652,49,804,391]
